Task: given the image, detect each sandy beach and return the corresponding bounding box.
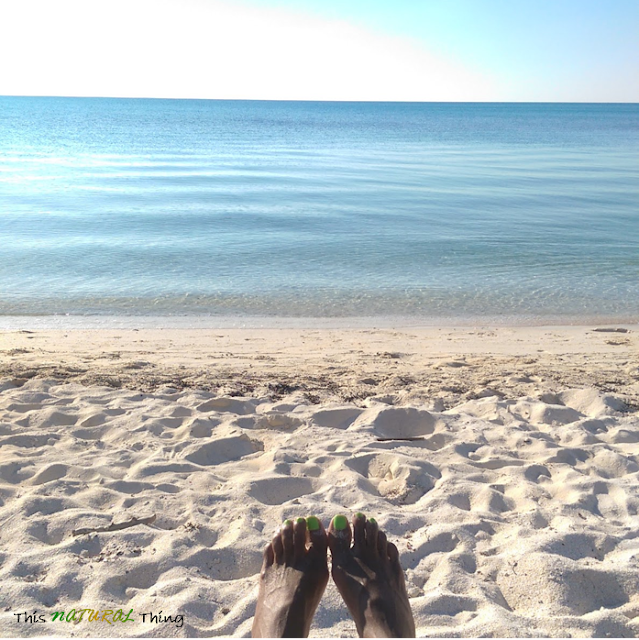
[1,323,638,637]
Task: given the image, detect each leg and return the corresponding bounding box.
[252,516,329,638]
[328,513,416,638]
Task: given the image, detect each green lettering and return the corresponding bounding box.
[51,612,65,622]
[121,608,135,623]
[101,610,113,625]
[66,610,76,622]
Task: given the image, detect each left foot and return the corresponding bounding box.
[252,516,329,637]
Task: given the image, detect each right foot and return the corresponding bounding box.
[328,513,416,638]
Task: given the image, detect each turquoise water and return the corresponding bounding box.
[1,97,638,321]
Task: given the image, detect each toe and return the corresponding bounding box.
[263,541,275,569]
[352,512,366,553]
[306,515,327,556]
[387,541,404,579]
[365,517,380,558]
[282,519,294,564]
[328,514,352,560]
[293,517,307,562]
[272,529,284,564]
[377,528,389,562]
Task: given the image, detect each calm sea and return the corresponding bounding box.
[1,97,638,325]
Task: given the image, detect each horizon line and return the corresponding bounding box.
[2,94,638,105]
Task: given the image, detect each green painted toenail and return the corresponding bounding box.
[306,516,320,531]
[283,519,293,527]
[355,512,365,519]
[296,517,305,525]
[333,515,348,530]
[369,517,377,525]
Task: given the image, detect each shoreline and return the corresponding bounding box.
[1,313,638,331]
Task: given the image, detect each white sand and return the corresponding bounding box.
[0,325,638,637]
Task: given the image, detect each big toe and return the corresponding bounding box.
[328,514,352,560]
[306,516,328,554]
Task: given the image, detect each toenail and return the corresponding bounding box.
[333,515,348,530]
[369,517,377,525]
[306,516,320,531]
[296,517,305,525]
[283,519,293,527]
[355,512,365,519]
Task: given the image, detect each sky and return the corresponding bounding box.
[0,0,637,102]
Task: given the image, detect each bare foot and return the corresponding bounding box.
[328,513,416,638]
[252,516,329,638]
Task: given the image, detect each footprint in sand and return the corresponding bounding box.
[351,406,439,439]
[255,413,304,430]
[183,435,264,466]
[197,397,257,415]
[181,547,263,581]
[29,463,68,485]
[310,407,363,429]
[345,453,440,504]
[247,476,316,505]
[0,433,60,448]
[496,552,637,616]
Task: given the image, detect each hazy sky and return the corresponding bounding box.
[1,0,637,102]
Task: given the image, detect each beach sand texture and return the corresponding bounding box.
[0,326,638,637]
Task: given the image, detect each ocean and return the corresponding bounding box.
[1,97,638,326]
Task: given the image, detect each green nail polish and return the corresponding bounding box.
[283,519,293,527]
[306,516,320,531]
[296,517,305,525]
[355,512,365,519]
[333,515,348,530]
[369,517,377,525]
